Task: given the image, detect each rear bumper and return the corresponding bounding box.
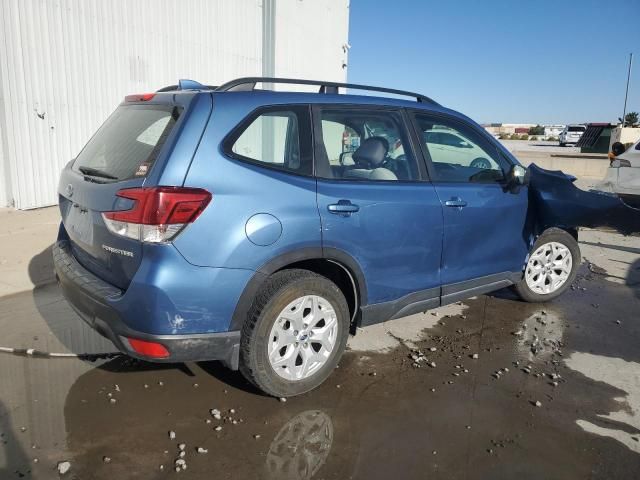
[53,240,240,369]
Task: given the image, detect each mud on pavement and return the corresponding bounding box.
[1,263,640,480]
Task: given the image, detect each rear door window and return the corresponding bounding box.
[568,126,585,132]
[73,105,180,181]
[314,107,420,181]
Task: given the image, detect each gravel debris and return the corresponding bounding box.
[197,447,208,454]
[174,458,186,472]
[471,353,479,359]
[532,400,542,407]
[103,456,111,463]
[169,431,176,440]
[215,426,222,432]
[279,397,287,403]
[178,443,186,451]
[57,461,71,475]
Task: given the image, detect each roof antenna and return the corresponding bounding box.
[178,79,205,90]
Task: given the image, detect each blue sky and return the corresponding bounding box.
[347,0,640,125]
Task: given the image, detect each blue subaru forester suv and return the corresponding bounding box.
[54,77,581,397]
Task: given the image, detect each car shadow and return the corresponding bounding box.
[27,242,55,288]
[28,244,117,357]
[0,400,30,478]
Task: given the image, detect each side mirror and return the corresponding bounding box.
[611,141,626,157]
[507,164,529,188]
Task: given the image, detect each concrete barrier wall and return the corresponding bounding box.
[516,154,609,180]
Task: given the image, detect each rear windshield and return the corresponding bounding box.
[73,105,180,181]
[567,126,585,132]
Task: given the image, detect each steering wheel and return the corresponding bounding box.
[470,157,492,169]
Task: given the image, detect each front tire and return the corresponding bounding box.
[239,269,349,397]
[514,228,580,302]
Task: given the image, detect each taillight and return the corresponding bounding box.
[102,187,211,243]
[127,338,170,358]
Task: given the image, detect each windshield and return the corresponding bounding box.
[73,105,180,181]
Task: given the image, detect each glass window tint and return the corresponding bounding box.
[316,108,418,181]
[415,114,508,183]
[73,105,179,181]
[228,107,311,175]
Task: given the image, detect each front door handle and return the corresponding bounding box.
[328,200,360,215]
[445,197,467,208]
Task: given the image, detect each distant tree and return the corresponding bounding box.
[528,124,545,135]
[619,112,639,126]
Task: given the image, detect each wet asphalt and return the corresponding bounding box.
[1,261,639,480]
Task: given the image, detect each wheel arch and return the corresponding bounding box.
[229,247,367,331]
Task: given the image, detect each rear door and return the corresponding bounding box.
[409,111,529,298]
[313,105,443,309]
[57,93,210,289]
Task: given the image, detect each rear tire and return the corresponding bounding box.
[239,269,349,397]
[514,228,580,303]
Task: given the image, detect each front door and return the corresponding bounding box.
[410,112,530,300]
[313,106,443,312]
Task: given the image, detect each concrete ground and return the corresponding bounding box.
[0,227,638,479]
[0,207,59,297]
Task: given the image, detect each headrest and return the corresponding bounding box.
[352,136,388,168]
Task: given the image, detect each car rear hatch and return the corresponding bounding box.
[565,126,585,140]
[58,91,211,290]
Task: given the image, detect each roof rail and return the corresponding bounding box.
[215,77,439,105]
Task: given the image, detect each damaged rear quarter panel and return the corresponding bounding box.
[528,164,640,235]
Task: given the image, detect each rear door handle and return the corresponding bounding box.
[328,200,360,215]
[445,197,467,208]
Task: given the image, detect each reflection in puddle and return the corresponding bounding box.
[265,410,333,480]
[565,353,640,454]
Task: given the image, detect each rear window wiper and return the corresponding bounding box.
[78,166,118,180]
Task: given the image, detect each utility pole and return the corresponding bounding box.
[622,53,633,127]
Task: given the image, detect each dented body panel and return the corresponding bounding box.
[528,164,640,235]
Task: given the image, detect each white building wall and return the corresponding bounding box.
[0,0,349,209]
[274,0,349,86]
